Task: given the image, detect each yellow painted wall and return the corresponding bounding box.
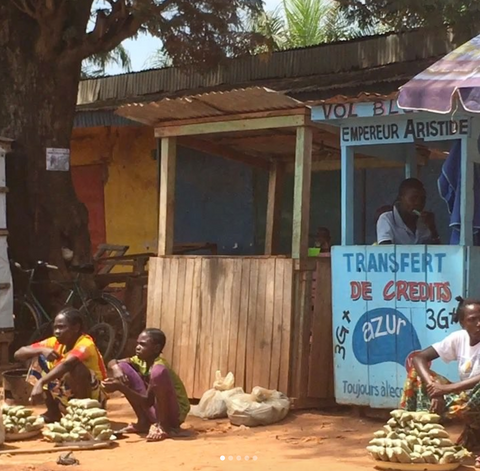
[71,126,158,254]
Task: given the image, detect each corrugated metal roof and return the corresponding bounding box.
[74,111,139,128]
[116,87,305,126]
[77,30,454,108]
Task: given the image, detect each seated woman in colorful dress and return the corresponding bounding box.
[103,328,190,442]
[401,297,480,453]
[14,307,107,423]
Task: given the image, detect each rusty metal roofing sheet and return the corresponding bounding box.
[116,87,305,126]
[77,30,454,107]
[309,91,399,105]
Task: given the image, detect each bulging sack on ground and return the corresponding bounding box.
[213,371,234,391]
[189,371,243,419]
[226,387,290,427]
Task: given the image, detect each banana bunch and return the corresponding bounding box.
[367,410,471,465]
[43,399,113,443]
[2,404,44,435]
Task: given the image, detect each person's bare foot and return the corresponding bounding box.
[118,422,150,434]
[146,423,169,442]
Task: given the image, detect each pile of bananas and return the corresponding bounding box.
[367,410,471,465]
[2,405,44,435]
[43,399,113,443]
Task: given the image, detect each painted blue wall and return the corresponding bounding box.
[253,160,450,254]
[171,149,451,256]
[364,160,449,245]
[174,147,256,255]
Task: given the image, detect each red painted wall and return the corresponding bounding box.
[72,165,106,253]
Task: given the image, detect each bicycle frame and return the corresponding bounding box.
[15,266,50,325]
[14,263,92,325]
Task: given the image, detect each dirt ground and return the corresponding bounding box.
[0,396,474,471]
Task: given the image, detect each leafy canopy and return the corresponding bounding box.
[337,0,480,43]
[250,0,386,51]
[9,0,265,67]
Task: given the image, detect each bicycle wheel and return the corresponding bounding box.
[89,322,116,362]
[81,293,130,359]
[10,298,42,359]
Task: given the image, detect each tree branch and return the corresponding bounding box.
[10,0,38,19]
[75,11,143,60]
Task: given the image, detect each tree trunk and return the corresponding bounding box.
[0,5,91,272]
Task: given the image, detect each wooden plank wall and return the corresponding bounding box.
[308,256,334,400]
[147,256,294,399]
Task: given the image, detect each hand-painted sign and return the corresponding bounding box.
[313,99,412,121]
[341,117,469,145]
[332,245,465,408]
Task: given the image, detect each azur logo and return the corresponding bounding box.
[352,308,421,368]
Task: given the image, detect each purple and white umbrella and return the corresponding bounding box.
[398,34,480,245]
[398,34,480,114]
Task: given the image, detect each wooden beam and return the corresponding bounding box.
[286,157,409,173]
[405,144,417,178]
[341,145,354,245]
[292,126,312,259]
[180,137,270,170]
[158,137,177,256]
[156,107,309,128]
[155,115,309,138]
[265,161,285,255]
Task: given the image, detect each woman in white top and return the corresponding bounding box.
[376,178,440,245]
[401,297,480,453]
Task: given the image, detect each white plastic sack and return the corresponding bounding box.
[190,371,243,419]
[213,371,234,391]
[226,387,290,427]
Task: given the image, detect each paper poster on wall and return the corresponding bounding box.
[331,245,465,408]
[46,148,70,171]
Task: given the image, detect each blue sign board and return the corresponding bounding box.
[332,245,465,408]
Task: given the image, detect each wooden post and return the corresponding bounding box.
[289,126,313,406]
[158,137,177,256]
[265,161,285,255]
[405,144,417,179]
[460,134,474,246]
[341,145,354,245]
[292,127,312,259]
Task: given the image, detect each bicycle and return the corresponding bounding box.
[10,260,130,362]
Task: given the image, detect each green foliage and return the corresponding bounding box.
[250,0,386,51]
[82,44,132,78]
[337,0,480,44]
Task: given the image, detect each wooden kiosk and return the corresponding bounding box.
[311,97,480,408]
[117,88,338,407]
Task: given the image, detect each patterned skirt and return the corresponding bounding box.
[27,355,106,410]
[400,368,480,450]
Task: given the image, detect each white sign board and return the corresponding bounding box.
[46,148,70,171]
[341,117,470,146]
